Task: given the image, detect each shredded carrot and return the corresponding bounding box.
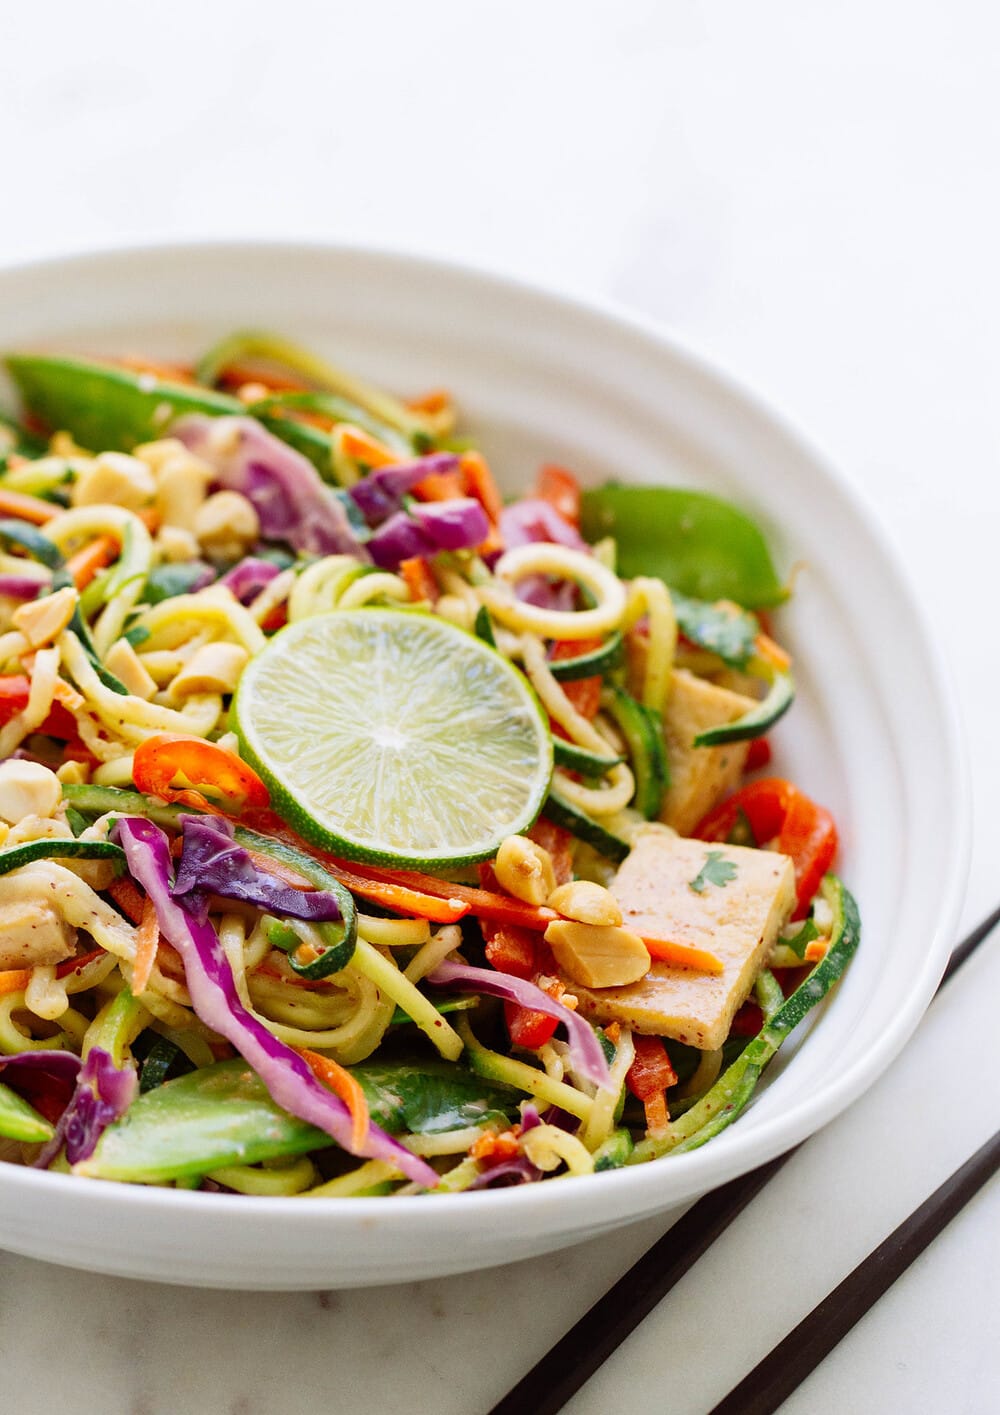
[336,426,398,469]
[804,937,830,962]
[52,678,84,712]
[107,876,146,926]
[406,388,452,416]
[115,355,196,384]
[65,534,120,590]
[470,1127,521,1163]
[639,934,725,975]
[137,506,160,532]
[460,451,504,523]
[0,968,31,996]
[131,896,160,996]
[322,860,469,924]
[399,556,439,604]
[755,632,792,672]
[604,1021,621,1045]
[643,1091,670,1137]
[412,469,467,502]
[0,487,60,525]
[299,1047,370,1150]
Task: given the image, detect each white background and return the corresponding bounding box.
[2,3,998,1411]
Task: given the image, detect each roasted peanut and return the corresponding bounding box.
[548,879,623,927]
[494,835,557,905]
[544,919,651,989]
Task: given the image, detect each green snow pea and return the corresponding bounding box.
[580,484,788,609]
[0,1080,55,1144]
[4,355,243,454]
[629,873,860,1163]
[82,1056,519,1183]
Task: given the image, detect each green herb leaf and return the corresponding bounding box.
[671,590,759,668]
[782,917,821,959]
[688,850,739,895]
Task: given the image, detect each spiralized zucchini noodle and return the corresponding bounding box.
[0,333,856,1197]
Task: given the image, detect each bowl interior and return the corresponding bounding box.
[0,243,968,1288]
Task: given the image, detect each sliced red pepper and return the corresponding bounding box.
[483,921,539,981]
[0,674,79,740]
[745,736,772,772]
[694,776,838,916]
[549,638,603,720]
[626,1035,678,1100]
[132,734,270,815]
[535,464,581,527]
[527,817,574,885]
[504,1001,559,1050]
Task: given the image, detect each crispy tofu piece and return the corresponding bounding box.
[660,668,756,835]
[0,872,77,969]
[566,829,796,1050]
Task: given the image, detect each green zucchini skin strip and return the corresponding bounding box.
[552,738,625,779]
[543,790,630,864]
[629,873,861,1163]
[0,1080,55,1143]
[580,484,788,610]
[0,517,65,571]
[601,685,668,818]
[5,356,244,453]
[0,838,125,876]
[694,663,795,746]
[61,783,190,829]
[548,633,624,682]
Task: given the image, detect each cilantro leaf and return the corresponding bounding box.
[688,851,739,895]
[782,917,820,959]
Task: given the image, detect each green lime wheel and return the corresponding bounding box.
[233,609,553,868]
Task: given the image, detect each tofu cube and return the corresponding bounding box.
[565,828,796,1050]
[660,668,757,835]
[0,871,77,970]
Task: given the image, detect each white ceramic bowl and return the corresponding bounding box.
[0,243,968,1288]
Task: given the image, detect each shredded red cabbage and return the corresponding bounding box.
[219,557,282,605]
[367,511,437,569]
[0,1048,137,1169]
[410,498,490,551]
[426,960,611,1088]
[0,574,45,599]
[348,453,460,526]
[115,816,438,1187]
[173,415,370,559]
[173,815,342,924]
[498,498,585,552]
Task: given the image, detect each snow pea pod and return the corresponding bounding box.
[83,1055,518,1183]
[0,1080,54,1143]
[629,873,860,1162]
[5,356,243,454]
[580,484,788,609]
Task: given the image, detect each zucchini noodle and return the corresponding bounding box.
[303,1159,402,1197]
[480,544,627,640]
[551,762,636,817]
[520,633,615,754]
[0,992,67,1053]
[402,1125,487,1157]
[0,645,60,758]
[42,505,153,654]
[624,576,677,714]
[247,569,296,626]
[521,1123,595,1177]
[580,1025,635,1152]
[24,967,69,1022]
[337,572,410,610]
[207,1156,318,1196]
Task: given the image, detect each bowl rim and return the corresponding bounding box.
[0,237,971,1229]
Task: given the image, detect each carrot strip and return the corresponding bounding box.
[336,427,398,469]
[460,451,504,522]
[0,969,30,996]
[322,861,469,924]
[399,556,439,604]
[0,488,60,525]
[406,388,452,416]
[412,469,467,502]
[755,632,792,672]
[342,859,558,932]
[643,1090,670,1137]
[65,534,119,590]
[131,896,160,996]
[639,934,725,975]
[107,876,146,926]
[299,1047,370,1149]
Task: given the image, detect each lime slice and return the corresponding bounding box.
[233,609,553,867]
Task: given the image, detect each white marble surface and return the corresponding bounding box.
[2,2,999,1411]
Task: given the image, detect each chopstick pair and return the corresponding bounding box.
[489,900,1000,1415]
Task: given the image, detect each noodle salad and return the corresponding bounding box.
[0,333,859,1196]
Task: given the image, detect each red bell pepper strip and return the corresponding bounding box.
[549,638,603,719]
[694,776,838,916]
[0,674,79,740]
[745,736,772,772]
[626,1035,678,1136]
[132,734,270,815]
[504,1001,558,1050]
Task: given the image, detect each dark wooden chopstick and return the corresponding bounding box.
[488,902,1000,1415]
[709,1125,1000,1415]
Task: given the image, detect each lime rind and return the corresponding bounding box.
[234,609,553,868]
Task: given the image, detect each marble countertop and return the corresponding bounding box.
[2,3,998,1410]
